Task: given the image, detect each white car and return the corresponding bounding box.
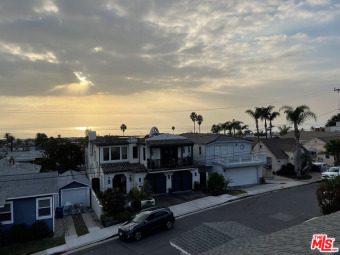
[321,167,340,180]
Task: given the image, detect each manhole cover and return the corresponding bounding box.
[269,213,295,221]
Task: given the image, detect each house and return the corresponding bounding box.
[324,121,340,132]
[86,127,200,195]
[252,138,308,177]
[0,155,41,176]
[282,131,340,166]
[0,170,91,233]
[181,133,266,187]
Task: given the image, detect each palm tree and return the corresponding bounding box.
[280,105,317,176]
[268,108,280,138]
[323,138,340,166]
[220,121,232,135]
[260,106,275,138]
[196,115,203,133]
[230,119,243,136]
[120,124,127,136]
[172,126,175,134]
[245,107,262,138]
[278,125,291,136]
[190,112,197,133]
[237,124,249,136]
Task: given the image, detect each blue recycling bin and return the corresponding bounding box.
[56,206,64,218]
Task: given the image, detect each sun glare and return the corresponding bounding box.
[76,126,92,131]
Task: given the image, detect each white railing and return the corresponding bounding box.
[215,153,266,166]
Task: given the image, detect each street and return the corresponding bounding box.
[71,183,321,255]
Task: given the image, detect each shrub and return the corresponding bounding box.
[10,223,29,243]
[316,176,340,215]
[128,181,153,201]
[97,188,126,215]
[29,221,49,241]
[276,163,295,176]
[114,210,133,222]
[207,173,230,196]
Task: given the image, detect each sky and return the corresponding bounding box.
[1,0,340,138]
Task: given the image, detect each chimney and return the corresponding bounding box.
[88,131,97,141]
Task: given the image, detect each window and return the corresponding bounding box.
[199,146,202,155]
[259,145,262,149]
[111,147,120,160]
[122,147,128,160]
[133,146,138,158]
[0,201,13,224]
[143,147,146,161]
[325,154,330,159]
[103,148,109,161]
[36,197,52,220]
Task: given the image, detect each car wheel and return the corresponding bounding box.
[134,231,142,241]
[166,221,173,230]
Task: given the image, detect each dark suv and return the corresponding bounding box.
[118,207,175,241]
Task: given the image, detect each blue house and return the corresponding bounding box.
[0,171,91,233]
[0,172,58,232]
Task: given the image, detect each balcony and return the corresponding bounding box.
[147,157,193,170]
[214,153,266,168]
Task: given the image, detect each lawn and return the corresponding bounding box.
[72,214,89,236]
[0,237,65,255]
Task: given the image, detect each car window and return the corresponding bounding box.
[132,212,149,223]
[146,213,155,221]
[155,211,168,217]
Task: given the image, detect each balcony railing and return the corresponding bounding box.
[147,157,193,169]
[214,153,266,167]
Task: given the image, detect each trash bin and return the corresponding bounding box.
[56,206,64,218]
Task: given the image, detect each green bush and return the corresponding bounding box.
[207,173,230,196]
[10,224,29,243]
[29,221,49,241]
[316,176,340,215]
[128,181,153,201]
[97,188,126,215]
[114,210,134,222]
[276,163,295,176]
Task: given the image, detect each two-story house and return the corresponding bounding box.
[181,133,266,187]
[86,127,200,195]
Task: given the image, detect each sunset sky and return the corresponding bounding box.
[1,0,340,138]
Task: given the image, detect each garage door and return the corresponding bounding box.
[172,171,192,192]
[226,168,258,186]
[61,188,90,206]
[145,173,166,194]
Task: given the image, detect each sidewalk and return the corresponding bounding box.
[35,172,321,255]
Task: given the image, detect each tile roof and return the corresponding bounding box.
[101,162,148,173]
[259,138,299,159]
[181,133,248,145]
[146,139,194,147]
[91,136,129,146]
[282,131,340,141]
[170,221,263,255]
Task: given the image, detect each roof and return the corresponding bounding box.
[258,138,299,159]
[0,157,41,176]
[181,133,249,145]
[145,133,194,147]
[171,211,340,255]
[58,170,91,188]
[101,162,148,174]
[170,221,263,255]
[317,136,340,144]
[7,150,43,162]
[0,172,58,206]
[91,136,129,146]
[282,131,340,141]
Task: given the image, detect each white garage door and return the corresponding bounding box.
[226,168,258,186]
[61,188,90,206]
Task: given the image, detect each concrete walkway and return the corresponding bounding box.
[35,172,321,255]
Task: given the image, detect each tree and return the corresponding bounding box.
[230,119,243,136]
[268,107,280,138]
[190,112,197,133]
[196,115,203,133]
[323,138,340,166]
[245,107,262,139]
[211,124,221,134]
[120,124,127,136]
[280,105,317,176]
[35,133,48,147]
[278,125,291,136]
[237,124,250,136]
[325,113,340,127]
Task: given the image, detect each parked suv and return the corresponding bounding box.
[118,207,175,241]
[321,167,340,180]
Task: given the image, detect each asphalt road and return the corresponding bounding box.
[71,183,321,255]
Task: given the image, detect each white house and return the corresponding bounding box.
[86,127,200,195]
[181,133,266,187]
